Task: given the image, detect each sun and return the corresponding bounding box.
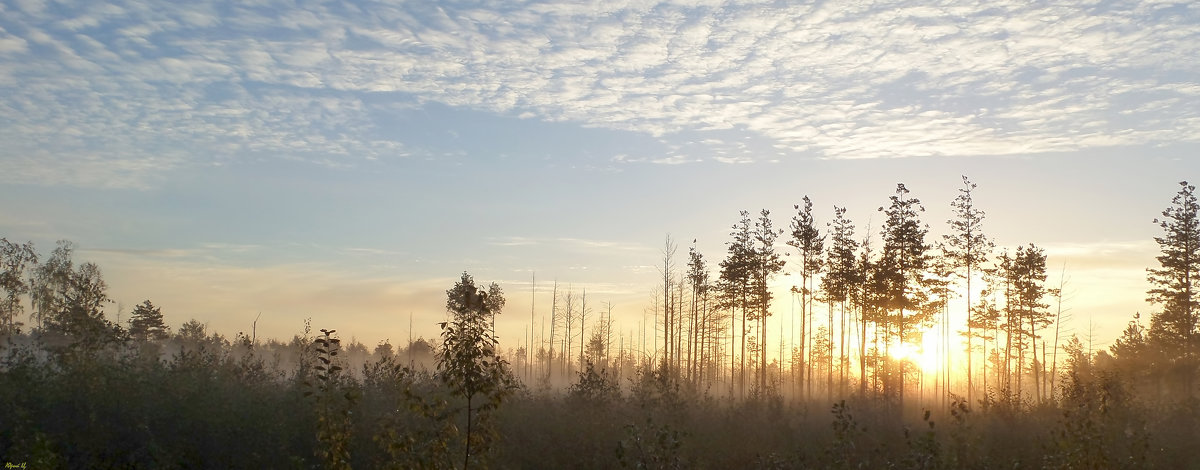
[889,338,942,374]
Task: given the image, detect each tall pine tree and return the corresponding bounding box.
[943,176,992,403]
[878,183,931,403]
[1146,181,1200,396]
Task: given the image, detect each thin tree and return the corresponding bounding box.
[1048,265,1071,399]
[943,175,993,403]
[822,206,859,397]
[788,196,825,399]
[1010,244,1049,400]
[661,235,677,373]
[561,287,577,377]
[547,280,558,381]
[720,211,754,397]
[687,244,710,383]
[440,272,514,469]
[579,288,590,375]
[753,209,785,393]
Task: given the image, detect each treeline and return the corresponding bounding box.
[2,178,1200,467]
[518,178,1200,409]
[0,267,1194,468]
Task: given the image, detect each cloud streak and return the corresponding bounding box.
[1,0,1197,187]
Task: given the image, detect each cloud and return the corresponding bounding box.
[1,0,1198,187]
[487,236,649,253]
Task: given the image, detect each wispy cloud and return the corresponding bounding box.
[2,0,1197,186]
[487,236,649,253]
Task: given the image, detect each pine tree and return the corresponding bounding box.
[788,196,824,399]
[1010,244,1049,400]
[943,176,993,403]
[128,299,169,341]
[878,183,931,403]
[720,211,754,397]
[753,209,785,393]
[1146,181,1200,396]
[822,206,859,396]
[687,244,711,385]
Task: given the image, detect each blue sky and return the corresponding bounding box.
[1,0,1199,353]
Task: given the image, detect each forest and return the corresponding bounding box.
[2,178,1199,469]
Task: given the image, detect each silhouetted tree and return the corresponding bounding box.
[128,299,169,341]
[1109,313,1150,395]
[687,245,710,384]
[752,209,785,393]
[1146,181,1200,396]
[720,211,754,397]
[943,176,993,403]
[660,235,677,374]
[822,206,858,397]
[878,183,931,402]
[30,241,119,351]
[0,238,37,336]
[560,287,577,377]
[1009,244,1049,400]
[788,197,824,399]
[440,272,514,469]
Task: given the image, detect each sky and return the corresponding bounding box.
[1,0,1199,358]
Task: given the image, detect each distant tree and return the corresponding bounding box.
[177,319,208,343]
[30,241,119,350]
[547,280,558,381]
[559,287,578,377]
[943,176,993,403]
[29,240,75,330]
[1146,181,1200,396]
[439,272,515,469]
[968,275,1002,396]
[128,299,169,341]
[877,183,931,402]
[719,211,755,397]
[822,206,858,397]
[579,288,591,374]
[1109,313,1150,393]
[856,227,882,396]
[660,235,677,373]
[926,245,956,405]
[374,340,395,359]
[687,245,711,385]
[752,209,785,393]
[0,238,37,336]
[788,196,824,399]
[1009,244,1049,400]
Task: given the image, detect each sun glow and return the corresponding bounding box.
[889,333,944,375]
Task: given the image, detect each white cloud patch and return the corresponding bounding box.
[1,0,1198,186]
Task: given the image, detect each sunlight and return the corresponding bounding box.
[890,336,942,375]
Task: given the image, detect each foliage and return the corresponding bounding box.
[128,299,169,341]
[0,238,37,337]
[615,418,686,470]
[568,361,622,408]
[1146,181,1200,397]
[439,272,517,469]
[304,328,357,470]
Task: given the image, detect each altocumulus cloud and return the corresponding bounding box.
[1,0,1198,187]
